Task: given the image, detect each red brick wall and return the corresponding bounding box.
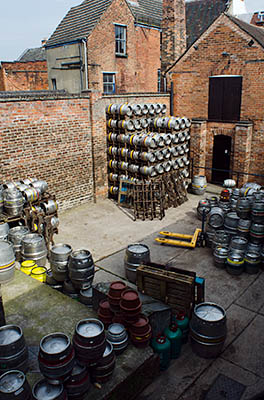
[0,61,48,91]
[87,0,161,94]
[169,14,264,185]
[0,91,170,208]
[0,93,93,209]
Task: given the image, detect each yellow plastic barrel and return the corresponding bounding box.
[30,266,47,283]
[20,260,37,276]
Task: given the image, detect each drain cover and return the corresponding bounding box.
[204,373,246,400]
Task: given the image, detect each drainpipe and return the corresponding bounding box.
[82,39,88,90]
[170,81,174,116]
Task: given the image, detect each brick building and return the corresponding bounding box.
[166,13,264,185]
[0,47,48,91]
[45,0,227,94]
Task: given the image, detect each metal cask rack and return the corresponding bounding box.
[106,103,191,221]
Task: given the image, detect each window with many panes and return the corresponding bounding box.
[103,73,115,94]
[115,25,126,56]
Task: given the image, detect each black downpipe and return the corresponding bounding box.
[170,82,174,116]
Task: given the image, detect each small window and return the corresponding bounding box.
[157,69,161,92]
[115,25,126,55]
[103,73,115,94]
[51,79,57,90]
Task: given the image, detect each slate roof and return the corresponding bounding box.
[46,0,112,47]
[186,0,227,47]
[46,0,226,48]
[126,0,162,27]
[17,47,47,62]
[227,14,264,49]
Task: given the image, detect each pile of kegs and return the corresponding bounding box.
[106,103,191,198]
[197,182,264,275]
[0,317,117,399]
[46,244,95,302]
[97,282,152,350]
[1,178,50,216]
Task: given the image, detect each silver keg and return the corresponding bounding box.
[244,251,261,275]
[124,243,150,283]
[226,251,244,275]
[0,240,15,284]
[3,188,24,217]
[21,233,47,267]
[50,244,72,282]
[68,249,95,289]
[0,222,9,241]
[106,323,129,355]
[207,207,225,229]
[8,226,30,261]
[213,246,228,269]
[190,302,227,358]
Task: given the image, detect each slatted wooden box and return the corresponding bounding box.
[136,262,204,318]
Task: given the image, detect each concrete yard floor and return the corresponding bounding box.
[54,185,264,400]
[3,184,263,400]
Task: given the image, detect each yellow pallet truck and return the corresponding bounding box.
[155,209,207,248]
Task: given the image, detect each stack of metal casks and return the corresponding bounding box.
[106,103,190,209]
[0,177,59,255]
[197,182,264,275]
[97,283,152,351]
[46,245,95,301]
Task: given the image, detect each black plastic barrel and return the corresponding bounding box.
[0,325,28,374]
[65,360,90,400]
[0,370,31,400]
[38,333,75,383]
[32,379,67,400]
[90,341,116,383]
[72,319,106,366]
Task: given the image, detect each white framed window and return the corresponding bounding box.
[103,73,116,94]
[115,25,127,56]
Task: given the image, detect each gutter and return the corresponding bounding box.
[82,39,88,90]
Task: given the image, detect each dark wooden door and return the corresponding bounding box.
[212,135,232,183]
[208,76,242,121]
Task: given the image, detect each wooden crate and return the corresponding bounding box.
[137,263,204,318]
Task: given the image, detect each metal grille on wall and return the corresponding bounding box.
[106,103,191,221]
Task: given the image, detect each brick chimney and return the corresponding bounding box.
[161,0,186,74]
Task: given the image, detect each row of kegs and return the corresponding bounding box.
[106,103,167,117]
[108,142,189,159]
[0,178,53,216]
[108,158,189,177]
[107,116,191,132]
[0,318,117,399]
[107,130,190,148]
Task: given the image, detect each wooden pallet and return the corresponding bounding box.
[137,263,204,318]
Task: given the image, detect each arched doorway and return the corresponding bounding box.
[212,135,232,183]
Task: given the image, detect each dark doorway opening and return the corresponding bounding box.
[212,135,232,183]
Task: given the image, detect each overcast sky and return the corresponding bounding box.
[0,0,263,61]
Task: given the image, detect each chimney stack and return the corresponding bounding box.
[161,0,186,74]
